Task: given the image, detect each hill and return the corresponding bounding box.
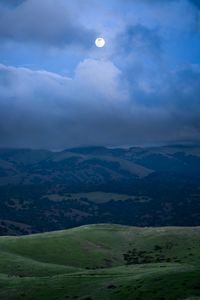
[0,145,200,234]
[0,224,200,299]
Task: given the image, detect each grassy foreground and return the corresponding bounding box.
[0,224,200,300]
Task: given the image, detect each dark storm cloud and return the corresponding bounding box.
[0,62,199,149]
[0,0,96,48]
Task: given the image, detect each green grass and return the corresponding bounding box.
[0,224,200,299]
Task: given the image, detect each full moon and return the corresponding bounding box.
[95,37,106,48]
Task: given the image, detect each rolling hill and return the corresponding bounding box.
[0,145,200,235]
[0,224,200,299]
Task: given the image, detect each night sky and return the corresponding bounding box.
[0,0,200,149]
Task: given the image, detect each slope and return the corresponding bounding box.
[0,224,200,299]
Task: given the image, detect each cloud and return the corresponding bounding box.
[0,0,199,148]
[0,61,200,149]
[186,0,200,9]
[124,0,200,8]
[0,0,96,48]
[0,0,25,6]
[0,61,128,148]
[117,25,162,56]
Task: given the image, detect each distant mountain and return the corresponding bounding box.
[0,145,200,235]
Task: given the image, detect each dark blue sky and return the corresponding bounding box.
[0,0,200,148]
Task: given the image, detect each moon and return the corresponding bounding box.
[95,37,106,48]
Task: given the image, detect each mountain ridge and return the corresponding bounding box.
[0,145,200,235]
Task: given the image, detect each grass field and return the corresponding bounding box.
[0,224,200,299]
[44,191,138,203]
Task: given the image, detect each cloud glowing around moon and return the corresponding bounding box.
[95,37,105,48]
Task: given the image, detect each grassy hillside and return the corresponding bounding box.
[0,224,200,299]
